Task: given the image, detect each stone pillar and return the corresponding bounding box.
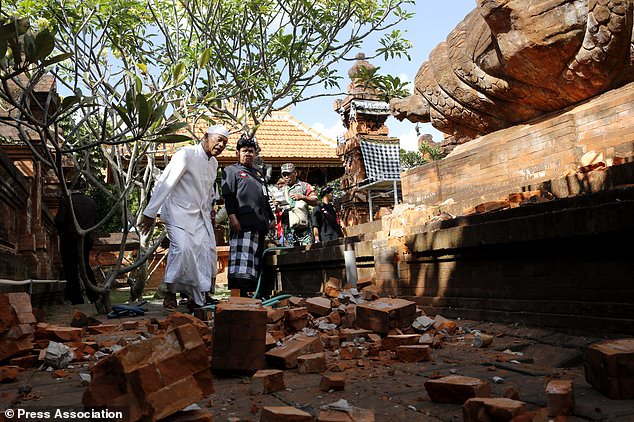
[333,53,400,225]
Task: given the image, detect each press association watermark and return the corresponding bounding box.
[4,407,125,421]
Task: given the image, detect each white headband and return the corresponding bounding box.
[207,125,229,138]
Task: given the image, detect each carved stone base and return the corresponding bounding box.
[402,83,634,215]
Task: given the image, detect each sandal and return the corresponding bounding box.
[163,293,177,311]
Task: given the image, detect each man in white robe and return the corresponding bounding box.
[139,125,229,310]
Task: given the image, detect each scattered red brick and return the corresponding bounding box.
[251,369,285,395]
[356,298,416,335]
[83,323,212,422]
[297,352,327,374]
[0,365,20,382]
[463,397,527,421]
[69,310,101,328]
[265,334,324,369]
[320,374,345,391]
[395,345,432,362]
[424,375,491,404]
[213,302,267,373]
[546,380,574,416]
[260,406,313,421]
[584,338,634,399]
[0,293,36,362]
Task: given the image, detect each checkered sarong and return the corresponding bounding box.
[360,140,401,182]
[228,230,260,281]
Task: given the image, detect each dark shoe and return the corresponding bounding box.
[163,293,177,311]
[204,292,219,305]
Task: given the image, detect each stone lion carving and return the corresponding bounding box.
[391,0,634,142]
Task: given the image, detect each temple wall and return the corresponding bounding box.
[0,148,61,280]
[401,83,634,215]
[269,84,634,334]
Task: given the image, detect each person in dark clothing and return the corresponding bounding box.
[54,189,98,304]
[221,135,275,297]
[311,186,344,243]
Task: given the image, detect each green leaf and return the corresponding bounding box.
[134,76,142,94]
[157,121,187,135]
[23,31,36,62]
[154,134,191,143]
[42,52,72,66]
[34,28,55,62]
[198,48,212,68]
[149,103,168,126]
[172,62,185,83]
[61,95,80,110]
[125,88,135,113]
[136,62,148,74]
[114,105,133,127]
[136,93,149,128]
[0,18,29,41]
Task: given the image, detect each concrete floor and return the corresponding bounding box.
[2,302,633,421]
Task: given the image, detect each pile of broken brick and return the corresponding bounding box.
[1,285,633,422]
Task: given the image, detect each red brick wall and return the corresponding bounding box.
[402,83,634,212]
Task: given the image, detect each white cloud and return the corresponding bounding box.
[311,120,345,140]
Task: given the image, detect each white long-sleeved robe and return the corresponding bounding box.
[143,144,218,305]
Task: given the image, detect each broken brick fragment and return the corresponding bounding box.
[251,369,285,395]
[463,397,526,421]
[320,374,345,391]
[424,375,491,404]
[0,365,20,382]
[338,328,372,343]
[260,406,313,421]
[433,315,457,332]
[70,310,101,328]
[324,277,342,298]
[82,323,212,422]
[327,311,341,326]
[297,352,327,374]
[266,308,285,324]
[9,354,38,369]
[339,344,363,360]
[213,302,267,373]
[395,345,432,362]
[85,324,118,335]
[321,335,340,350]
[356,298,416,335]
[45,326,83,342]
[0,293,36,362]
[584,338,634,399]
[381,334,421,350]
[265,334,324,369]
[285,307,309,331]
[546,380,574,416]
[305,297,332,316]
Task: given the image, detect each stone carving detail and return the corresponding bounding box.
[391,0,634,141]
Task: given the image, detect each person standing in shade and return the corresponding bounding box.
[311,186,344,243]
[55,185,99,305]
[138,124,229,311]
[280,162,318,246]
[221,135,275,297]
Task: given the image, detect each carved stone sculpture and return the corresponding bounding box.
[391,0,634,142]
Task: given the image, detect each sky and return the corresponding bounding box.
[291,1,477,151]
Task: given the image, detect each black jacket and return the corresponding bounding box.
[221,164,274,232]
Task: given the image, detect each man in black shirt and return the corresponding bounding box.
[311,186,344,243]
[221,135,275,297]
[55,188,98,304]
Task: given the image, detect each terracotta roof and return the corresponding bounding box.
[189,109,340,167]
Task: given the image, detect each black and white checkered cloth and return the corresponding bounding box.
[228,231,260,281]
[360,140,401,182]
